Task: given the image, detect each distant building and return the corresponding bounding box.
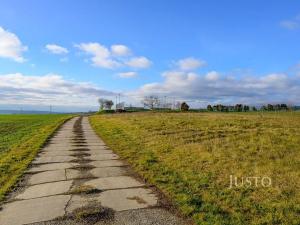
[116,102,125,110]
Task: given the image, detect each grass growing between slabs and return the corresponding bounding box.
[0,114,73,201]
[90,112,300,225]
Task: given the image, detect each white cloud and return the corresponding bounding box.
[118,72,137,78]
[111,45,131,56]
[0,73,115,106]
[131,70,300,106]
[75,42,120,69]
[0,27,27,62]
[125,56,152,68]
[205,71,219,81]
[76,42,151,70]
[280,15,300,30]
[45,44,68,54]
[177,57,206,71]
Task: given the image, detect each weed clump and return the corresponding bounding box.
[72,201,114,222]
[68,185,102,195]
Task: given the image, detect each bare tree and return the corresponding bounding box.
[98,98,114,110]
[180,102,190,111]
[98,98,106,110]
[104,100,114,110]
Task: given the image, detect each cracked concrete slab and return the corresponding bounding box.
[87,153,119,161]
[78,146,110,150]
[66,188,157,213]
[39,149,114,157]
[27,170,66,185]
[40,151,75,156]
[83,176,145,190]
[90,160,125,168]
[33,156,76,164]
[28,162,78,172]
[98,188,157,211]
[0,195,71,225]
[66,167,127,180]
[15,180,73,199]
[42,147,73,151]
[65,195,93,214]
[66,167,127,179]
[39,151,112,157]
[90,167,127,178]
[46,144,72,147]
[65,169,91,179]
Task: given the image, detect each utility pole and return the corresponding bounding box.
[115,96,118,109]
[49,105,52,114]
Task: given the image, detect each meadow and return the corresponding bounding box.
[90,112,300,225]
[0,114,72,201]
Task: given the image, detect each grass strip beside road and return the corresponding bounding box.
[0,114,73,201]
[90,112,300,225]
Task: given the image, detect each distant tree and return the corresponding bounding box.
[98,98,106,110]
[142,96,159,110]
[243,105,250,112]
[267,104,274,111]
[98,98,114,110]
[223,106,229,112]
[228,106,235,111]
[280,104,288,110]
[180,102,190,111]
[207,105,213,111]
[235,104,243,112]
[274,104,281,111]
[104,100,114,110]
[261,105,267,111]
[252,106,257,111]
[216,104,223,112]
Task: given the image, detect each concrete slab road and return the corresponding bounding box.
[0,117,187,225]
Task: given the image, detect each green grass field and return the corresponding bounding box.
[0,114,72,201]
[90,112,300,225]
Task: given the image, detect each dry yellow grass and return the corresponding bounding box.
[90,112,300,225]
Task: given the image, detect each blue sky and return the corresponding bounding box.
[0,0,300,111]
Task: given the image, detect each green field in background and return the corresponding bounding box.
[0,114,72,200]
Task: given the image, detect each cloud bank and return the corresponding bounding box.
[0,73,115,106]
[131,70,300,106]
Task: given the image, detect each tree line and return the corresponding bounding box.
[98,97,292,112]
[207,104,289,112]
